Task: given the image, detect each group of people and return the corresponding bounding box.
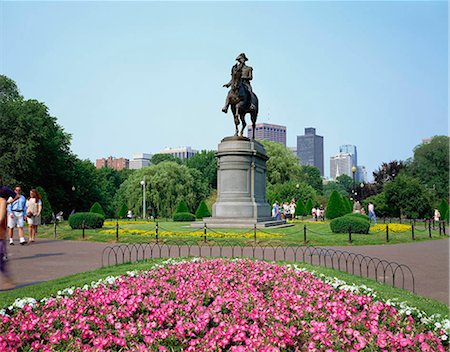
[311,205,325,221]
[272,199,297,221]
[0,182,43,289]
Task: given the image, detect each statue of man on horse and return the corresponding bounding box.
[222,53,259,138]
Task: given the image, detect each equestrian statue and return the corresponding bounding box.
[222,53,258,138]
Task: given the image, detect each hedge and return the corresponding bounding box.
[69,212,105,229]
[173,212,196,222]
[330,216,370,234]
[195,200,211,219]
[90,202,105,217]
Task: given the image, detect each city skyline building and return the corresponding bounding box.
[95,156,129,170]
[129,153,152,169]
[357,165,368,183]
[247,123,287,146]
[339,144,357,168]
[330,152,353,180]
[159,146,197,160]
[296,127,324,176]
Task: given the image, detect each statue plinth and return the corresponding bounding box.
[193,136,290,228]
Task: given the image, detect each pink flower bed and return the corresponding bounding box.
[0,259,445,351]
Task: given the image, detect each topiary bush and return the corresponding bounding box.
[195,200,211,219]
[305,199,313,216]
[325,191,347,220]
[344,213,369,221]
[90,202,105,217]
[117,203,128,219]
[173,212,196,222]
[296,200,306,217]
[330,216,370,234]
[175,199,189,214]
[69,212,105,229]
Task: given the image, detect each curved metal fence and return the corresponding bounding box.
[101,240,415,293]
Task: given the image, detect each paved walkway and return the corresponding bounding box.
[2,238,449,304]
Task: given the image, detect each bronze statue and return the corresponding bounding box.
[222,53,258,138]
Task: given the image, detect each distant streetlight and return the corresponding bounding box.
[140,177,146,219]
[351,166,357,202]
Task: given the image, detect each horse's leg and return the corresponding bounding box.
[240,112,246,137]
[251,112,257,139]
[231,105,239,136]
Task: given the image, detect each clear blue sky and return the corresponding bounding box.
[2,1,448,179]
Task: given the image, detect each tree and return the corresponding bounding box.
[90,202,105,217]
[295,199,306,217]
[299,165,323,193]
[323,181,348,198]
[186,150,217,189]
[437,200,449,220]
[117,203,128,219]
[114,162,209,218]
[259,140,301,185]
[325,191,346,219]
[175,199,189,214]
[408,136,449,200]
[150,154,181,165]
[363,192,394,218]
[0,75,21,101]
[266,181,316,208]
[304,199,314,216]
[96,167,130,218]
[336,175,354,194]
[384,174,433,218]
[373,160,406,191]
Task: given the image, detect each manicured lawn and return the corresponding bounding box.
[1,258,448,319]
[36,219,448,247]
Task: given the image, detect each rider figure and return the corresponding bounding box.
[222,53,253,113]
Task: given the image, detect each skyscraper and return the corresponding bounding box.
[296,128,324,176]
[247,123,286,146]
[339,144,357,168]
[330,153,353,180]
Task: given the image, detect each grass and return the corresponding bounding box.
[0,257,448,319]
[36,219,448,247]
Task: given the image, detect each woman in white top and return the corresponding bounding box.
[289,199,296,220]
[26,189,42,243]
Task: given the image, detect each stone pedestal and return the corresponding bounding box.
[197,136,288,228]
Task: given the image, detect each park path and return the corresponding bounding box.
[2,238,449,304]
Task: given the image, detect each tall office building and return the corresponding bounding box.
[95,156,129,170]
[330,153,353,180]
[339,145,357,168]
[129,153,152,169]
[296,128,324,176]
[247,123,286,146]
[356,165,368,183]
[159,146,197,160]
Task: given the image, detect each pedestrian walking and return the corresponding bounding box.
[289,198,296,220]
[312,207,317,221]
[7,186,27,245]
[368,202,377,225]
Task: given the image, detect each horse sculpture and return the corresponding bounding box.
[228,83,258,138]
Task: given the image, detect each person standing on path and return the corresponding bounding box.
[289,198,296,220]
[368,202,377,225]
[26,189,42,243]
[7,186,27,245]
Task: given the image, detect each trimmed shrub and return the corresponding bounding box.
[305,199,313,216]
[344,213,369,221]
[36,186,52,224]
[330,216,370,234]
[438,200,449,220]
[195,200,211,219]
[173,212,196,222]
[69,212,105,229]
[343,197,353,214]
[175,199,189,214]
[117,204,128,219]
[325,191,347,220]
[90,202,105,217]
[296,200,306,217]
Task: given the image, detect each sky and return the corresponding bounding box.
[2,1,448,179]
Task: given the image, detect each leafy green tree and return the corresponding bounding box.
[336,175,354,194]
[373,160,406,192]
[408,136,449,200]
[325,191,346,219]
[117,203,128,219]
[305,199,314,216]
[259,140,301,185]
[295,199,306,217]
[114,162,208,218]
[0,75,21,101]
[186,150,217,189]
[36,186,52,224]
[150,154,181,165]
[90,202,105,216]
[323,181,348,198]
[70,159,103,213]
[299,165,323,193]
[363,192,393,218]
[384,174,433,218]
[266,181,316,207]
[195,200,211,219]
[96,167,130,217]
[341,196,352,214]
